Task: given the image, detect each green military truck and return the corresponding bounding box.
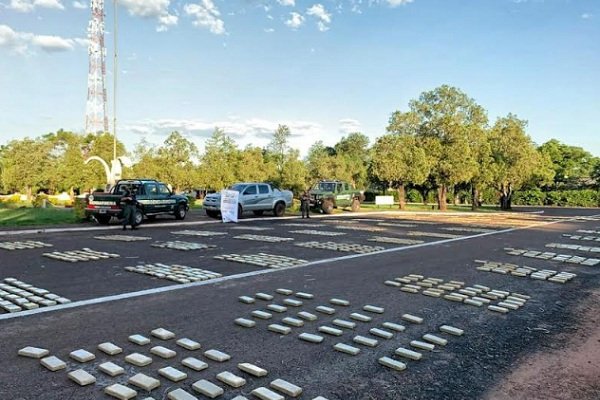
[85,179,189,225]
[309,180,364,214]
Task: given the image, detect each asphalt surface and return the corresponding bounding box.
[1,207,599,400]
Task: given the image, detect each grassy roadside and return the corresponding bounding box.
[0,208,78,227]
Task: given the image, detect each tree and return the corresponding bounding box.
[131,140,162,180]
[334,132,370,188]
[267,124,291,185]
[489,114,553,210]
[1,138,54,198]
[538,139,599,189]
[388,85,488,211]
[199,128,239,190]
[236,146,276,183]
[280,149,307,195]
[371,134,430,209]
[155,131,199,192]
[305,141,334,186]
[44,130,89,195]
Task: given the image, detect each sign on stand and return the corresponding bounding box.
[220,190,239,223]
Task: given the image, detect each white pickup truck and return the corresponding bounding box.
[203,182,294,218]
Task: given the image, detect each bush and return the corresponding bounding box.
[186,195,197,207]
[511,189,600,207]
[73,195,89,220]
[406,189,422,203]
[32,193,50,208]
[513,188,545,206]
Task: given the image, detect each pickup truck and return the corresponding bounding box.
[85,179,189,225]
[310,180,364,214]
[203,182,293,218]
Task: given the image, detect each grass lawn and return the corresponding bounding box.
[0,207,79,227]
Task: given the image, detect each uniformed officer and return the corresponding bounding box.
[120,186,138,230]
[300,190,310,219]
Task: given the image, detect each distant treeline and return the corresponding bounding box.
[1,85,598,209]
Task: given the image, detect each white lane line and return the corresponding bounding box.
[1,213,598,322]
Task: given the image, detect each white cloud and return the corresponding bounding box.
[184,0,226,35]
[31,34,74,51]
[581,13,592,19]
[34,0,64,9]
[306,4,331,31]
[277,0,295,6]
[385,0,413,7]
[0,24,86,55]
[285,12,304,29]
[72,1,86,9]
[339,118,361,134]
[264,28,275,33]
[124,117,325,155]
[8,0,65,12]
[119,0,178,32]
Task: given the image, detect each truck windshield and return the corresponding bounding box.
[313,182,336,192]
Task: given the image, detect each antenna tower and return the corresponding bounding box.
[85,0,108,134]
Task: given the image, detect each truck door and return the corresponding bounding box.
[157,183,175,212]
[241,185,259,211]
[257,184,271,209]
[142,182,158,214]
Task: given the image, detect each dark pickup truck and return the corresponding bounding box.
[85,179,189,225]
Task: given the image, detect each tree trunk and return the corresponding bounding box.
[499,183,513,210]
[419,188,428,205]
[453,187,460,206]
[397,184,406,210]
[26,186,32,201]
[437,185,448,211]
[471,184,479,211]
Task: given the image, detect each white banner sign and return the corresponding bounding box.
[220,190,239,223]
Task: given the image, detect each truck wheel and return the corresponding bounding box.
[253,210,264,216]
[206,210,219,219]
[134,209,144,226]
[351,198,361,212]
[174,204,187,220]
[321,200,334,214]
[273,202,285,217]
[95,215,111,225]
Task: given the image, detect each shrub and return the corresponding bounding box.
[32,193,50,208]
[406,189,422,203]
[186,195,197,207]
[73,195,89,220]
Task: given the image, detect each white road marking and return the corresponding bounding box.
[1,213,598,321]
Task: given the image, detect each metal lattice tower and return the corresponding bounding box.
[85,0,108,134]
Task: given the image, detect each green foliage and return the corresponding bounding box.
[334,132,370,188]
[406,189,422,203]
[371,134,430,187]
[388,85,488,210]
[512,189,599,207]
[31,193,50,208]
[199,128,239,190]
[73,196,89,220]
[538,139,599,188]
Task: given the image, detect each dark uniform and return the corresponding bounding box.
[300,191,310,219]
[120,187,138,230]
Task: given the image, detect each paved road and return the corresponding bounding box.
[1,208,599,399]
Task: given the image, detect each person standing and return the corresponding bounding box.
[120,186,138,230]
[300,190,310,219]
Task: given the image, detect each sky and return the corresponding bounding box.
[0,0,599,157]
